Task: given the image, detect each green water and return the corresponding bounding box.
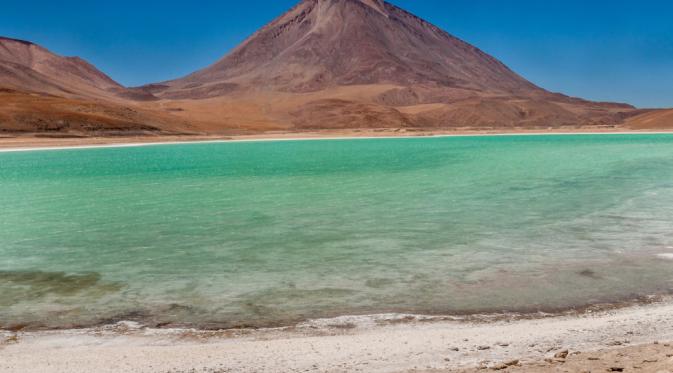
[2,134,673,329]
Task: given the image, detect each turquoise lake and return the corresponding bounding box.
[1,134,673,329]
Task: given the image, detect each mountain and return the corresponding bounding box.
[151,0,541,98]
[0,0,668,136]
[0,37,119,96]
[0,36,159,101]
[0,37,190,135]
[143,0,640,131]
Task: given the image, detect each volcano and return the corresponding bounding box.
[152,0,541,98]
[142,0,639,131]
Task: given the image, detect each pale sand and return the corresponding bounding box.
[1,128,673,152]
[2,301,673,373]
[454,343,673,373]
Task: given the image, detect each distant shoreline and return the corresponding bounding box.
[1,128,673,153]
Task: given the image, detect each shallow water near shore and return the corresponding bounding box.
[2,134,673,329]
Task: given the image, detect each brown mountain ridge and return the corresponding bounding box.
[0,0,670,136]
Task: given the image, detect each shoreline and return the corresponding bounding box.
[3,291,670,332]
[1,128,673,152]
[2,299,673,372]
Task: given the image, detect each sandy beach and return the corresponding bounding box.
[1,300,672,373]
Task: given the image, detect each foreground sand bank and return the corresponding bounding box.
[2,301,673,373]
[1,127,673,152]
[454,342,673,373]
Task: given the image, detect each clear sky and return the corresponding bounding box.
[1,0,671,108]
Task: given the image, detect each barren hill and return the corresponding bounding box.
[0,37,189,135]
[625,109,673,129]
[0,36,148,100]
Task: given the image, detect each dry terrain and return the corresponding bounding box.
[1,0,671,136]
[453,343,673,373]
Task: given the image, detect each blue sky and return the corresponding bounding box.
[1,0,672,108]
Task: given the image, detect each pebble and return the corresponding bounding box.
[491,363,508,370]
[490,359,519,370]
[554,349,569,359]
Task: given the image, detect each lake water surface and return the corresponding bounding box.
[1,134,673,329]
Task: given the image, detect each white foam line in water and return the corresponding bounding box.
[1,131,673,153]
[656,253,673,260]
